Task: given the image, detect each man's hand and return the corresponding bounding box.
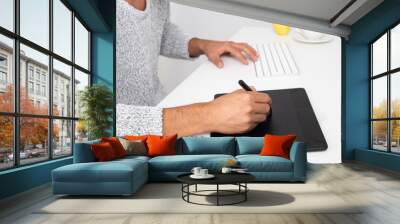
[207,89,271,134]
[163,89,272,136]
[189,38,258,68]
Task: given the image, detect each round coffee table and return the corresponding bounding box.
[177,173,255,206]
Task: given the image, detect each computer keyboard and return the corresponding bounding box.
[251,42,299,77]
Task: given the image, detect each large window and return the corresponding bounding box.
[0,0,91,171]
[370,23,400,153]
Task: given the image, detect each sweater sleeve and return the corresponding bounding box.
[116,104,163,136]
[160,3,192,59]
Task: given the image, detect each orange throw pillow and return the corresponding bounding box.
[124,135,148,142]
[91,142,118,162]
[260,134,296,159]
[101,137,126,158]
[146,134,177,157]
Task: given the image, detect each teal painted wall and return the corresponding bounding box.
[66,0,110,32]
[91,31,115,135]
[0,158,72,199]
[355,148,400,172]
[91,0,115,135]
[91,32,114,94]
[343,0,400,171]
[343,44,370,160]
[0,0,115,200]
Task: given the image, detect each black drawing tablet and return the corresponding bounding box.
[211,88,328,152]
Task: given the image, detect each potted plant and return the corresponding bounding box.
[79,84,113,140]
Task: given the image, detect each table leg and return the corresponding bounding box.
[187,184,190,202]
[181,184,183,199]
[217,184,219,206]
[245,183,247,201]
[195,184,198,192]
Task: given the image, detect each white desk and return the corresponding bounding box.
[158,27,342,163]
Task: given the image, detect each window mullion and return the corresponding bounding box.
[48,0,54,160]
[87,24,90,77]
[71,10,76,155]
[370,45,373,149]
[13,0,20,167]
[388,30,391,153]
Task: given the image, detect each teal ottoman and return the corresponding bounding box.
[52,156,148,196]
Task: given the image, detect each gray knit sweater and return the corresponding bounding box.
[116,0,192,136]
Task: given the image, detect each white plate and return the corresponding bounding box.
[190,174,215,179]
[292,31,333,44]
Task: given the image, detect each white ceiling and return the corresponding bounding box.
[224,0,353,23]
[172,0,384,38]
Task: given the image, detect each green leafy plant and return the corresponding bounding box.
[79,84,113,140]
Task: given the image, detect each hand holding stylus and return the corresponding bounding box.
[239,79,272,116]
[163,80,271,136]
[205,81,272,134]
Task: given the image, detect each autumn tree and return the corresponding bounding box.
[75,119,87,142]
[372,100,388,140]
[372,99,400,144]
[392,100,400,143]
[0,85,14,150]
[0,84,60,152]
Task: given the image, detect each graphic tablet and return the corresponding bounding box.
[211,88,328,152]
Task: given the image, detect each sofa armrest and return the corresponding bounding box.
[73,140,99,163]
[289,141,307,181]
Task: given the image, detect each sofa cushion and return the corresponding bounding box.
[53,158,147,183]
[236,137,263,155]
[119,138,147,156]
[149,154,235,172]
[147,135,177,157]
[115,155,150,163]
[91,142,118,162]
[73,139,100,163]
[260,134,296,159]
[101,137,127,158]
[236,155,293,172]
[177,137,235,155]
[124,135,148,142]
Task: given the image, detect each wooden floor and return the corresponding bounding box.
[1,162,400,224]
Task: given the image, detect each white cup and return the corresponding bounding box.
[299,29,324,40]
[191,167,202,176]
[199,169,208,176]
[221,167,232,174]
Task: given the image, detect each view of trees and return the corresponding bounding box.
[75,119,87,142]
[373,99,400,147]
[0,85,60,157]
[373,100,388,141]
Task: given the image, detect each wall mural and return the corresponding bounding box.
[115,0,342,163]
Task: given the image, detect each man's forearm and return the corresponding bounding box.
[162,89,271,137]
[188,38,206,57]
[163,102,215,137]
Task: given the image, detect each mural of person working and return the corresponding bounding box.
[116,0,272,137]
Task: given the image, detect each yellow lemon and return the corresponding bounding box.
[272,24,291,36]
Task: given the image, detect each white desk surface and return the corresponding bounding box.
[158,27,342,163]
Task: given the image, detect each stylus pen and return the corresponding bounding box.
[238,80,253,91]
[239,80,273,117]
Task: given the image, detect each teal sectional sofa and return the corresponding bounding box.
[52,137,307,196]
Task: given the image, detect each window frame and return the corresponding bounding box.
[0,53,8,88]
[0,0,92,171]
[370,20,400,154]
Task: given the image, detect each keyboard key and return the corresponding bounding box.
[252,42,299,77]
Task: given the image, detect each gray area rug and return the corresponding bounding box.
[38,183,362,214]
